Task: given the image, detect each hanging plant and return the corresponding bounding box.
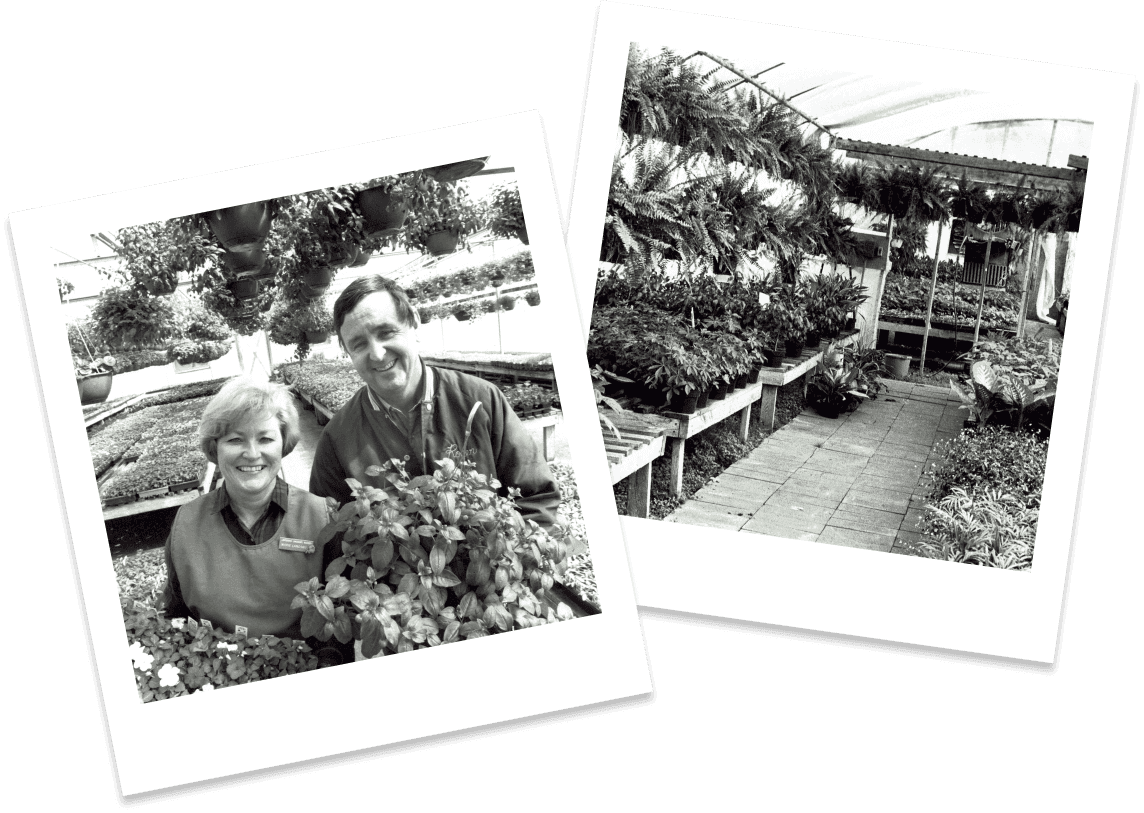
[116,216,221,298]
[484,183,527,242]
[422,156,489,183]
[88,284,177,350]
[401,181,483,256]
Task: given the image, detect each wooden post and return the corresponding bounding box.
[759,384,779,432]
[1017,231,1036,337]
[871,215,894,333]
[668,437,686,497]
[627,463,653,519]
[972,233,994,347]
[920,219,945,373]
[738,403,751,442]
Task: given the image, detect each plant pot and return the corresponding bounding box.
[223,242,267,273]
[304,330,329,344]
[710,382,729,401]
[77,371,114,405]
[762,348,784,369]
[418,308,434,324]
[453,309,471,322]
[357,187,409,237]
[423,157,489,183]
[696,390,710,409]
[749,364,763,383]
[205,201,273,251]
[516,226,529,246]
[668,392,700,414]
[303,266,335,289]
[814,400,842,419]
[783,338,805,359]
[885,353,911,379]
[525,291,541,307]
[498,296,516,311]
[845,315,856,331]
[806,330,821,347]
[425,230,460,256]
[230,277,261,300]
[734,373,749,389]
[348,246,371,268]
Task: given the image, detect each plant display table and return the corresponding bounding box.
[878,319,1015,348]
[421,351,554,385]
[661,380,764,497]
[599,412,671,518]
[101,463,216,521]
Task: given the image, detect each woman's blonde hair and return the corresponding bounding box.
[198,377,301,463]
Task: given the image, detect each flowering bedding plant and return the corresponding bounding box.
[122,596,318,702]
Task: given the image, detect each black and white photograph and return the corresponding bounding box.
[568,3,1132,659]
[9,113,650,793]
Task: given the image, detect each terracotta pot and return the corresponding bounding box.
[425,230,460,256]
[77,372,113,405]
[205,201,272,251]
[357,187,409,237]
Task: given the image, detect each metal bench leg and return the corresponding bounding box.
[627,462,653,518]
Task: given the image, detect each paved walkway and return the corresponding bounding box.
[665,379,966,554]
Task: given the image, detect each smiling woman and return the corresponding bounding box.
[160,377,351,666]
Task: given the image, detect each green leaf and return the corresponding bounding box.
[361,616,384,658]
[300,606,324,638]
[443,620,461,643]
[397,572,420,597]
[371,537,394,571]
[441,525,466,541]
[332,611,353,644]
[324,575,351,599]
[324,556,349,581]
[438,491,458,524]
[315,594,336,622]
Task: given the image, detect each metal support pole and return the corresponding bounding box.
[972,235,994,347]
[920,219,945,373]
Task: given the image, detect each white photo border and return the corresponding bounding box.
[566,2,1134,662]
[11,111,650,795]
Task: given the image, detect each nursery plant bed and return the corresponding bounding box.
[877,319,1017,348]
[421,351,555,385]
[102,463,216,521]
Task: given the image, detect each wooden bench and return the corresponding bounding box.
[600,412,670,518]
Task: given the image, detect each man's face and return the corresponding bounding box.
[339,290,420,406]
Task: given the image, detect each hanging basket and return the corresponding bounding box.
[516,226,529,246]
[423,157,489,183]
[418,308,435,324]
[525,291,541,307]
[425,230,460,256]
[205,201,273,251]
[453,308,472,322]
[223,241,267,273]
[304,330,329,344]
[230,277,261,301]
[357,187,409,237]
[348,246,371,267]
[77,372,114,405]
[498,296,516,311]
[303,266,335,288]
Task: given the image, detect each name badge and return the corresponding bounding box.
[279,537,316,554]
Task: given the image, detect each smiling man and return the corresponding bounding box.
[307,274,561,529]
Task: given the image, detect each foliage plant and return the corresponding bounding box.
[807,355,868,417]
[116,216,223,296]
[166,339,231,366]
[950,354,1057,436]
[484,182,526,240]
[88,284,177,350]
[917,487,1038,569]
[292,432,576,658]
[401,181,484,255]
[925,426,1048,510]
[75,354,116,378]
[842,344,887,399]
[501,382,556,414]
[123,596,318,702]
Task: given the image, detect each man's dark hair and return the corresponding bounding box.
[333,274,419,343]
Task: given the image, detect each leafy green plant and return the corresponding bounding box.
[292,438,576,659]
[123,596,318,702]
[501,382,556,414]
[484,183,526,240]
[842,344,887,399]
[401,181,484,255]
[75,354,116,377]
[917,487,1038,569]
[807,356,868,417]
[166,339,231,365]
[88,284,177,350]
[924,427,1047,510]
[949,359,1056,434]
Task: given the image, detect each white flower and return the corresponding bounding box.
[216,641,228,650]
[128,642,154,672]
[169,618,185,630]
[157,662,181,687]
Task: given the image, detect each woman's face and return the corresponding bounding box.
[216,414,283,501]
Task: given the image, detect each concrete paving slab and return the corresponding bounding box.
[816,526,895,552]
[667,501,750,530]
[842,488,912,514]
[742,505,829,535]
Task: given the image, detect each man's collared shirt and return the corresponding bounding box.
[363,362,435,470]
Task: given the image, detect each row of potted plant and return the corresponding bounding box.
[417,289,541,324]
[403,250,535,304]
[880,276,1019,331]
[500,382,558,416]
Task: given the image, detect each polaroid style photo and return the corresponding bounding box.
[10,111,650,795]
[566,2,1132,661]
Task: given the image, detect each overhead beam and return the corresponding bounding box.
[836,138,1084,192]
